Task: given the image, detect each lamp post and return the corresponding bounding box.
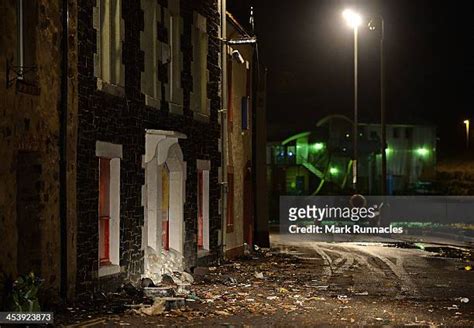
[342,9,362,191]
[464,120,470,149]
[368,16,386,195]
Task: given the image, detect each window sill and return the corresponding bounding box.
[197,249,210,258]
[98,264,121,277]
[144,95,161,109]
[169,102,184,115]
[193,111,210,123]
[97,78,125,97]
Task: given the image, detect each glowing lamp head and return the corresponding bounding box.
[313,143,325,151]
[416,147,429,157]
[464,120,470,125]
[329,167,339,176]
[342,9,362,28]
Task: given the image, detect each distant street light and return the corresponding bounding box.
[464,120,470,149]
[342,9,362,191]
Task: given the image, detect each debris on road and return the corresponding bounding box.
[55,242,474,327]
[133,299,166,316]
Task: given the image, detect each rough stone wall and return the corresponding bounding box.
[76,0,221,295]
[224,21,254,256]
[0,0,62,301]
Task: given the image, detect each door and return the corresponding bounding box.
[243,162,254,246]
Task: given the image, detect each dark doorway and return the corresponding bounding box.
[243,161,254,246]
[16,151,42,276]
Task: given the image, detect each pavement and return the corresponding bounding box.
[58,233,474,327]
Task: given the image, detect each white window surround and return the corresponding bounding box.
[190,12,210,122]
[96,141,122,277]
[140,0,162,108]
[93,0,125,97]
[197,159,210,256]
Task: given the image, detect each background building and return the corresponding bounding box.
[267,115,437,221]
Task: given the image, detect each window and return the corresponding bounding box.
[197,160,210,253]
[226,168,234,232]
[241,63,251,131]
[140,0,161,106]
[94,0,125,90]
[227,58,233,130]
[405,127,413,139]
[96,141,121,276]
[393,127,400,139]
[167,0,184,114]
[16,0,38,84]
[191,12,210,120]
[99,158,111,265]
[241,97,249,130]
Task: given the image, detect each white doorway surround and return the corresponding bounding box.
[143,130,187,280]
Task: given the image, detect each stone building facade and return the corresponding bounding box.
[1,0,267,301]
[223,13,255,257]
[74,0,223,295]
[0,0,66,303]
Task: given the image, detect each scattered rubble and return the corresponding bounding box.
[55,244,474,326]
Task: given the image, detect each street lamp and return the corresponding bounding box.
[368,16,386,195]
[464,120,470,149]
[342,9,362,191]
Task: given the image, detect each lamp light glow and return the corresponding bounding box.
[329,167,339,175]
[416,147,429,157]
[313,143,325,151]
[342,9,362,28]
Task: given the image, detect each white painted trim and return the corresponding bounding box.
[202,169,210,251]
[96,141,121,273]
[197,159,211,171]
[109,158,121,266]
[95,141,123,159]
[144,95,161,109]
[144,130,187,164]
[97,78,125,97]
[197,159,210,253]
[143,130,187,274]
[98,264,121,277]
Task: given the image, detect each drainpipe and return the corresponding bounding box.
[59,0,69,299]
[219,0,228,262]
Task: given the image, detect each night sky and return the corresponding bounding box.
[228,0,474,157]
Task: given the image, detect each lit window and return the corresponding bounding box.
[191,12,210,120]
[99,158,111,266]
[140,0,162,105]
[94,0,125,88]
[167,0,184,114]
[96,141,122,276]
